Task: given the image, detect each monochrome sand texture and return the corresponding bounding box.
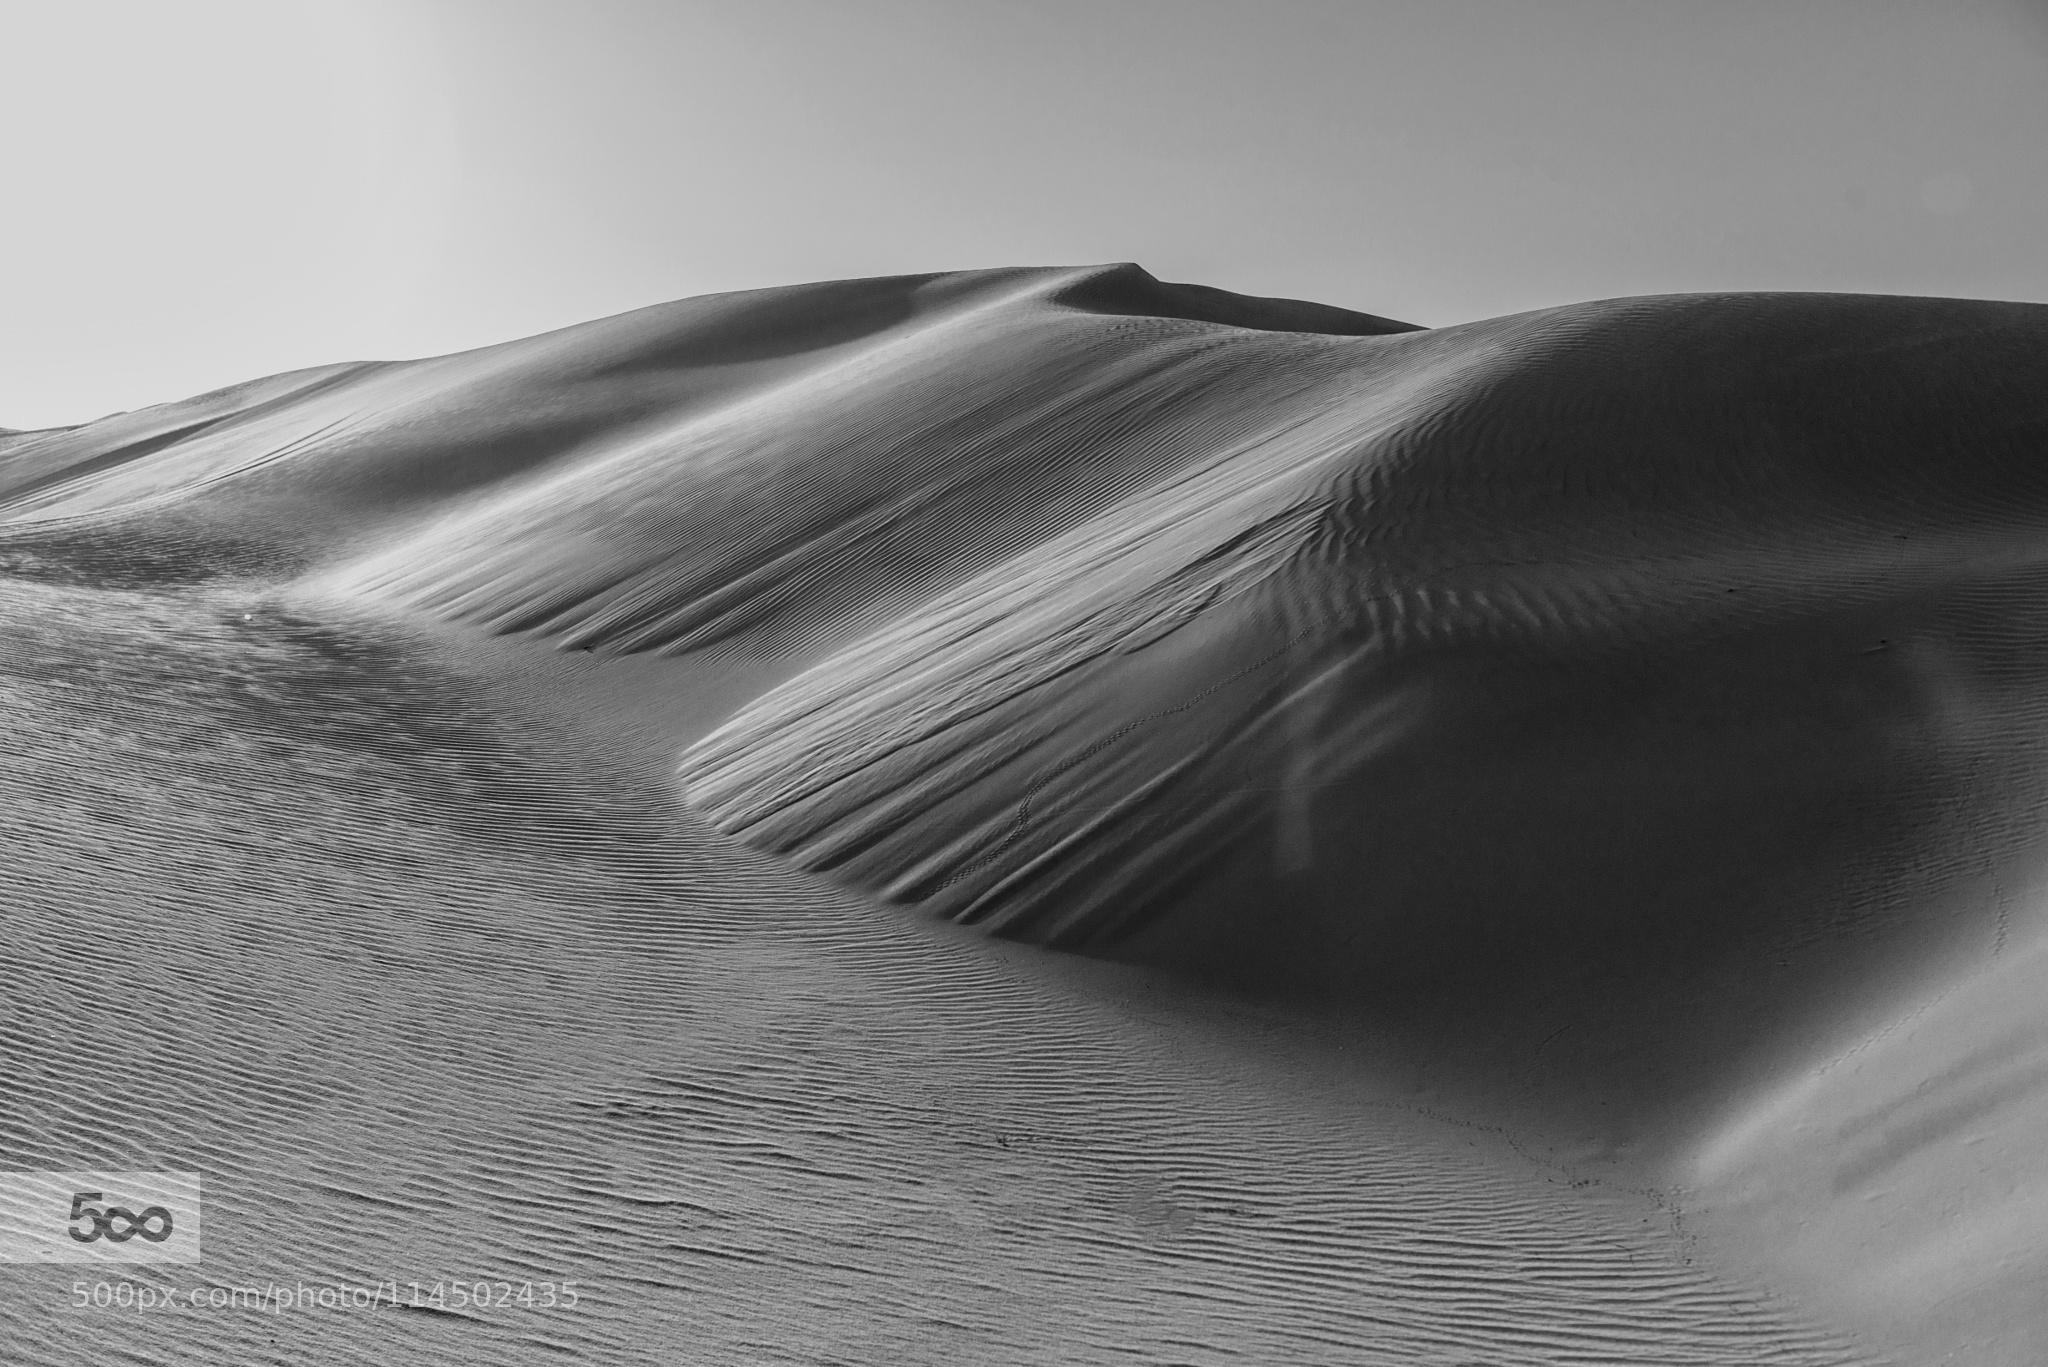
[4,263,2047,1363]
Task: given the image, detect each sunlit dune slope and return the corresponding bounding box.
[0,265,1408,581]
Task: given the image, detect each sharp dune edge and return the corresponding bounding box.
[6,262,2048,1363]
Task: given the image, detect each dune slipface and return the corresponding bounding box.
[4,264,2045,1365]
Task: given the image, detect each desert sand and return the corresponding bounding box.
[4,263,2046,1363]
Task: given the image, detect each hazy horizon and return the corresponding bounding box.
[3,0,2045,429]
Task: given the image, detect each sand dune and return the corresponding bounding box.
[5,264,2046,1363]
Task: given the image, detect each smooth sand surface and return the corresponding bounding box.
[4,263,2046,1363]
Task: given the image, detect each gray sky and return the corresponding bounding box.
[2,0,2044,428]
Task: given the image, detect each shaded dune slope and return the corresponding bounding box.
[667,288,2048,1114]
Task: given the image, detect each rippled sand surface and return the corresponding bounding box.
[5,265,2047,1363]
